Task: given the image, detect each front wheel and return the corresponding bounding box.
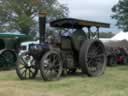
[16,52,38,80]
[40,50,63,81]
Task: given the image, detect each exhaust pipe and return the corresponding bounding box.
[39,13,47,44]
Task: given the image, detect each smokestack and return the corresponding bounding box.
[39,13,47,43]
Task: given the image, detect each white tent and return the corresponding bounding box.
[99,38,111,42]
[111,31,128,41]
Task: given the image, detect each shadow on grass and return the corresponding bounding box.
[33,71,88,82]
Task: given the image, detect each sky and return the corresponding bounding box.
[59,0,120,32]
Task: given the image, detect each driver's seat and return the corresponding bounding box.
[71,29,87,51]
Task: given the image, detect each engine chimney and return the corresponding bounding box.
[39,13,47,44]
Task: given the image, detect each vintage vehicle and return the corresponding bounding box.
[0,33,31,70]
[16,15,110,81]
[19,40,39,55]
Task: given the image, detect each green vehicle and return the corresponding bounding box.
[16,16,110,81]
[0,33,31,70]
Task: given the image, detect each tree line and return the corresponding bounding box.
[0,0,68,36]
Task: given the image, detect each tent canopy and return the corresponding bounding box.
[111,31,128,41]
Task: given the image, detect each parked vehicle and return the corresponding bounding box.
[16,15,110,81]
[0,33,31,69]
[19,40,39,55]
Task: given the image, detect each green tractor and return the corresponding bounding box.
[0,33,31,70]
[16,16,110,81]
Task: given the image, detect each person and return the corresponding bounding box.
[62,29,72,37]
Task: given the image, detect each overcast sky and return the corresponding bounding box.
[59,0,120,32]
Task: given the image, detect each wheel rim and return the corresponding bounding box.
[17,53,37,79]
[41,52,62,80]
[87,42,105,74]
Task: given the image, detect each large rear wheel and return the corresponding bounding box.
[79,40,107,76]
[40,50,63,81]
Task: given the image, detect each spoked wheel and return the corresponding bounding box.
[16,52,38,80]
[79,40,107,76]
[1,50,17,69]
[40,50,63,81]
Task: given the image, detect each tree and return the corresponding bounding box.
[0,0,68,35]
[112,0,128,31]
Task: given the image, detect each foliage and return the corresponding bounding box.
[0,0,68,36]
[112,0,128,31]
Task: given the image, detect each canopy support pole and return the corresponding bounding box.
[96,27,100,39]
[87,26,91,39]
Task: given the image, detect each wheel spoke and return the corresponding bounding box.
[95,54,104,58]
[87,59,93,67]
[29,68,34,74]
[87,55,94,58]
[95,46,101,52]
[25,69,27,78]
[88,52,104,58]
[19,66,25,70]
[21,69,26,78]
[29,69,32,78]
[52,58,58,65]
[18,60,25,66]
[20,57,28,65]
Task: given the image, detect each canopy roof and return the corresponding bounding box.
[0,33,25,38]
[50,18,110,29]
[0,33,32,41]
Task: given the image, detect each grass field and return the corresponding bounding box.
[0,66,128,96]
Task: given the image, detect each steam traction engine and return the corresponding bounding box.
[16,15,110,81]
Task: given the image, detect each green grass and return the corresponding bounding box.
[0,66,128,96]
